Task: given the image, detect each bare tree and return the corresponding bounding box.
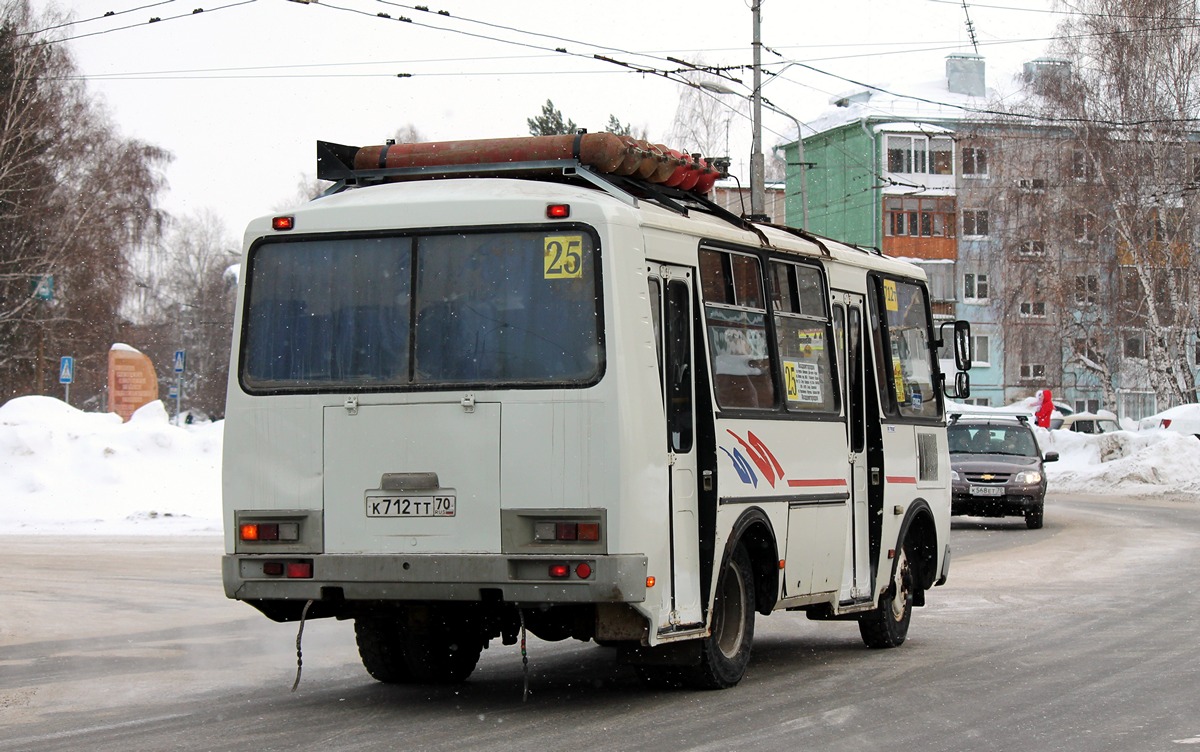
[666,71,742,160]
[151,212,238,418]
[0,1,170,405]
[1044,0,1200,408]
[960,0,1200,412]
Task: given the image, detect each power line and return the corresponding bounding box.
[20,0,259,48]
[18,1,179,37]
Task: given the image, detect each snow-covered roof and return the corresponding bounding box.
[803,58,1033,139]
[873,122,955,135]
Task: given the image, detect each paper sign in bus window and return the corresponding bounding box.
[784,359,823,403]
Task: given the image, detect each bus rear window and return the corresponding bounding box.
[240,229,602,391]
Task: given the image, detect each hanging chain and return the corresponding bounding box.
[291,599,314,692]
[519,608,530,702]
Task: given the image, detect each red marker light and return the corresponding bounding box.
[546,204,570,219]
[262,561,284,576]
[272,216,295,231]
[574,562,592,579]
[286,562,313,579]
[548,563,570,578]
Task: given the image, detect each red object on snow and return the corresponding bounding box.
[1035,389,1054,428]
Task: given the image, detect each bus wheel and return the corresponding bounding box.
[355,616,482,684]
[692,543,755,689]
[401,630,482,683]
[355,617,413,683]
[858,543,914,649]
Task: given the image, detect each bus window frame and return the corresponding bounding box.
[237,223,607,396]
[696,240,843,423]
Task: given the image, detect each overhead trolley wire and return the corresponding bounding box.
[19,0,259,48]
[17,0,179,37]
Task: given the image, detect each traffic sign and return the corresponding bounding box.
[173,349,186,373]
[59,356,74,384]
[168,385,179,399]
[32,275,54,301]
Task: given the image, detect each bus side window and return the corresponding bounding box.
[769,260,837,413]
[699,249,776,409]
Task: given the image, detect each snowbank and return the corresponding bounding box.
[1041,427,1200,498]
[0,396,223,535]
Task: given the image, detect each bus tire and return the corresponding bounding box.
[355,617,413,683]
[1025,502,1044,529]
[401,630,482,684]
[858,542,914,649]
[355,615,483,684]
[691,543,755,689]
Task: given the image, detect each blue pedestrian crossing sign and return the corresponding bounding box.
[59,356,74,384]
[173,349,186,373]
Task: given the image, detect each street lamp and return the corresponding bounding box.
[697,80,810,229]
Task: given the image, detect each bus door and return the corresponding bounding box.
[648,264,703,628]
[833,292,873,602]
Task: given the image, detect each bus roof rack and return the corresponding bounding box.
[315,136,784,246]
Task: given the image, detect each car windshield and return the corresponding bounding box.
[948,424,1038,457]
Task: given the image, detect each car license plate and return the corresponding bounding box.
[365,495,456,517]
[969,485,1003,497]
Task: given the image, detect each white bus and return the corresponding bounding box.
[222,134,972,689]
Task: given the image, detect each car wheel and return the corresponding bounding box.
[1025,501,1044,529]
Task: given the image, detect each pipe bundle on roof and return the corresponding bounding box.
[352,132,722,195]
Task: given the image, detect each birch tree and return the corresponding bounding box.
[1041,0,1200,406]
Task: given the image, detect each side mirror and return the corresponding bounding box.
[1043,451,1059,463]
[941,370,971,400]
[938,320,972,371]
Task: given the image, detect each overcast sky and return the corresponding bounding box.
[31,0,1061,238]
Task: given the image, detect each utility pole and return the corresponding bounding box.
[750,0,766,221]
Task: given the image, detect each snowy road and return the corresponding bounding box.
[1,494,1198,751]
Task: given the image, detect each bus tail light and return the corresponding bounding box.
[534,520,602,543]
[549,563,570,578]
[257,560,312,578]
[239,521,300,543]
[548,562,592,579]
[286,561,313,579]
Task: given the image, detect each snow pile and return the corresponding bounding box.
[1042,427,1200,498]
[0,396,223,535]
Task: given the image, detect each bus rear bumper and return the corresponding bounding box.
[222,553,648,605]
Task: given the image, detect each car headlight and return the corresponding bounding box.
[1014,470,1042,484]
[950,469,960,481]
